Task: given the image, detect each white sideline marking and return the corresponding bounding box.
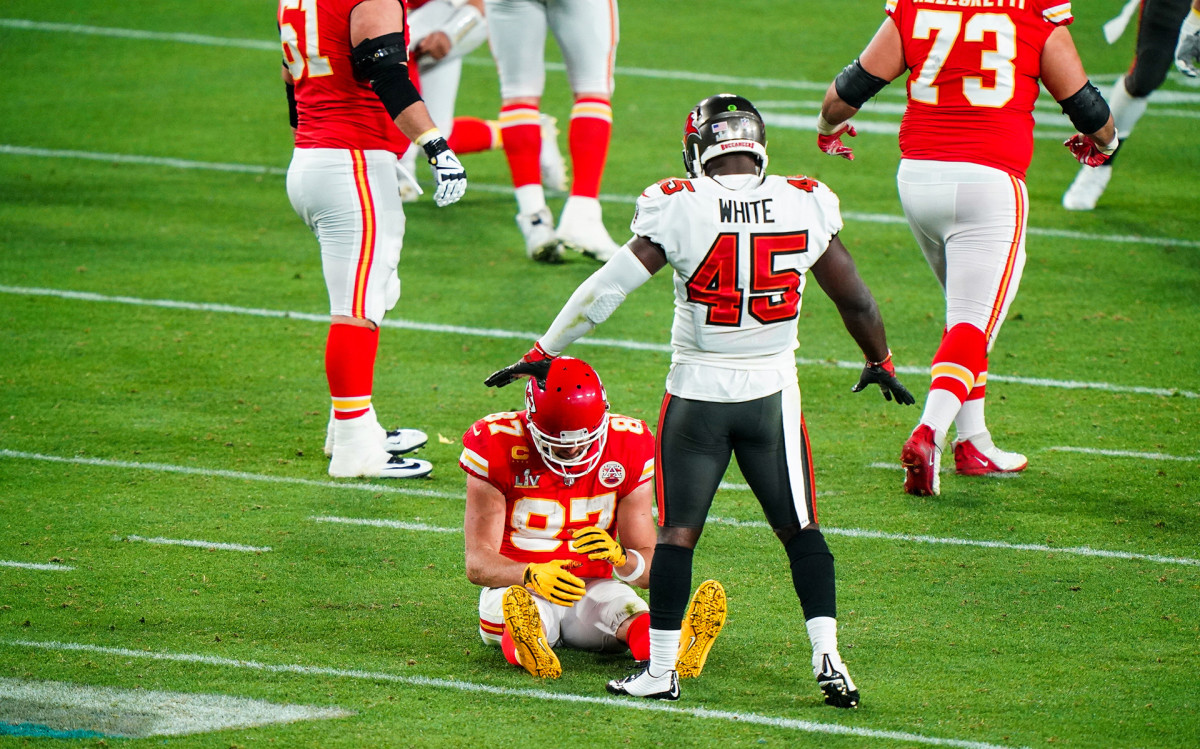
[0,449,461,500]
[0,677,351,737]
[1047,446,1198,462]
[121,535,271,553]
[3,145,1198,251]
[311,516,459,533]
[3,286,1196,400]
[0,560,74,571]
[0,640,1023,749]
[3,450,1195,567]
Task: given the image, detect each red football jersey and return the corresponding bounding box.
[886,0,1074,179]
[278,0,412,152]
[459,410,655,580]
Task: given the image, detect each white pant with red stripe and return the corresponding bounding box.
[477,577,646,651]
[286,148,404,325]
[897,159,1028,351]
[485,0,619,98]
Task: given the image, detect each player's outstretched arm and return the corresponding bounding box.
[810,236,914,405]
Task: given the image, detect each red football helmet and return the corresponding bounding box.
[524,357,610,479]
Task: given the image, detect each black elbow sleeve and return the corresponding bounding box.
[834,59,890,109]
[351,33,423,119]
[1057,80,1111,134]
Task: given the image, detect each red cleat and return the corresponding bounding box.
[953,432,1028,476]
[901,424,943,496]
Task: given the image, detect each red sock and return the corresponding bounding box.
[499,104,542,187]
[625,612,650,661]
[325,323,378,420]
[929,323,987,403]
[500,627,521,667]
[448,117,499,154]
[568,97,612,198]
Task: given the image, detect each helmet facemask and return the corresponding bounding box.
[524,358,610,480]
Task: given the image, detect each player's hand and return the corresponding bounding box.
[483,343,554,388]
[421,136,467,207]
[523,560,586,607]
[1063,133,1118,167]
[1177,11,1200,77]
[817,122,857,161]
[852,352,915,405]
[570,526,627,567]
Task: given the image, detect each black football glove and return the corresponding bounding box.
[483,342,554,388]
[851,351,915,405]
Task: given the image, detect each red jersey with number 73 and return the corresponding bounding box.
[459,411,655,580]
[278,0,411,152]
[886,0,1074,179]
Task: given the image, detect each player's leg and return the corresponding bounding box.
[607,394,726,700]
[1064,0,1192,210]
[560,578,648,657]
[730,386,858,708]
[287,149,430,479]
[548,0,621,261]
[486,0,561,262]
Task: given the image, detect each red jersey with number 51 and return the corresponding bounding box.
[278,0,411,152]
[459,411,655,580]
[886,0,1074,179]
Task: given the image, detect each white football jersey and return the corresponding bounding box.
[631,173,843,401]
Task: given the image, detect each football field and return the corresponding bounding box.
[1,1,1198,746]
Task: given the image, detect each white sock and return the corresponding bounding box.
[954,398,987,441]
[515,184,547,216]
[1110,75,1149,137]
[648,627,680,676]
[920,389,961,439]
[806,616,838,664]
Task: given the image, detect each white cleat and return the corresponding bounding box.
[516,207,563,263]
[556,196,621,262]
[326,411,432,478]
[539,114,568,193]
[605,664,680,701]
[384,428,427,455]
[1062,164,1112,211]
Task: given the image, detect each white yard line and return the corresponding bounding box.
[0,560,74,571]
[5,451,1193,566]
[1046,446,1198,462]
[0,639,1027,749]
[3,144,1198,251]
[121,535,271,553]
[3,286,1196,399]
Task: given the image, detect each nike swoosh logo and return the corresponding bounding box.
[974,456,988,466]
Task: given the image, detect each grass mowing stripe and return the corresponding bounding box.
[3,286,1196,399]
[7,449,1194,567]
[120,535,271,553]
[0,560,74,572]
[311,516,460,533]
[3,144,1199,251]
[0,450,461,500]
[0,639,1026,749]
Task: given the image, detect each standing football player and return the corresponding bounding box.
[1062,0,1192,210]
[461,357,727,680]
[485,0,623,263]
[816,0,1117,495]
[486,94,914,707]
[279,0,467,478]
[395,0,566,201]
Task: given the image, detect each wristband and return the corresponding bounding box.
[614,548,645,583]
[415,128,441,147]
[816,114,842,136]
[866,350,893,368]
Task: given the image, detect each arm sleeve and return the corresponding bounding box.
[537,245,654,355]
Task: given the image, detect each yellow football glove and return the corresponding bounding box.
[570,526,627,568]
[523,560,586,607]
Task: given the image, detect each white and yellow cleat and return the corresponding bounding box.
[502,585,561,679]
[676,579,727,678]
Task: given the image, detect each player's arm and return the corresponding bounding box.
[610,480,656,588]
[412,0,486,66]
[485,240,661,388]
[463,474,530,587]
[817,19,905,160]
[349,0,466,206]
[810,236,914,405]
[1041,26,1118,165]
[281,64,297,132]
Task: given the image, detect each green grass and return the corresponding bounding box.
[1,1,1198,747]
